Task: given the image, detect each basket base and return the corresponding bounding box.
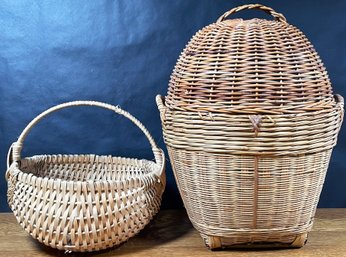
[202,233,308,250]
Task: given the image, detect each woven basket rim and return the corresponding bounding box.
[10,153,162,187]
[157,94,344,119]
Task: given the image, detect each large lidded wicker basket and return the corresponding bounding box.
[156,4,344,249]
[6,101,165,252]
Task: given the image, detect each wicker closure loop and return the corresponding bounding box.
[217,4,287,23]
[10,100,163,174]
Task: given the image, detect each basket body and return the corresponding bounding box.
[7,155,165,252]
[159,106,343,249]
[168,148,330,248]
[157,4,344,249]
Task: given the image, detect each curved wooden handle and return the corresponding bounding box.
[217,4,287,23]
[7,101,164,172]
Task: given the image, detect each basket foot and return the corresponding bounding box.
[202,234,222,250]
[290,233,308,248]
[201,232,309,249]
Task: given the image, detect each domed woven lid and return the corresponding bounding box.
[166,4,334,114]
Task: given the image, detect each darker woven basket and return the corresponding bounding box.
[157,4,344,249]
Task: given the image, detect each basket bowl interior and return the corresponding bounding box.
[19,154,157,182]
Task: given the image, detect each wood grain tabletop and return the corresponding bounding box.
[0,209,345,257]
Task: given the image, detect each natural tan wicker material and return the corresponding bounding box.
[157,4,344,249]
[166,4,334,115]
[6,101,165,252]
[157,96,343,156]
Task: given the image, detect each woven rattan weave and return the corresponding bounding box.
[6,101,165,252]
[157,4,344,249]
[166,4,334,115]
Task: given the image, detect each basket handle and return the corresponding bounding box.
[156,95,167,123]
[335,94,344,108]
[217,4,287,23]
[335,94,344,126]
[7,101,164,173]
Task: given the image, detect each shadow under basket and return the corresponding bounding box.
[6,101,166,252]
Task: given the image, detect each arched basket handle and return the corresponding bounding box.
[7,101,164,175]
[217,4,287,23]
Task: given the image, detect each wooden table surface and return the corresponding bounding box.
[0,209,345,257]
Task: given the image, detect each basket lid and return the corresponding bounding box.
[166,4,335,114]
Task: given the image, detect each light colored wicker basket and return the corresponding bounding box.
[6,101,165,252]
[156,4,344,249]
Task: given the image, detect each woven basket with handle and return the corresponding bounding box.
[156,4,344,249]
[6,101,165,252]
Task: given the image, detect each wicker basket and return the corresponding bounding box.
[6,101,165,252]
[156,4,344,249]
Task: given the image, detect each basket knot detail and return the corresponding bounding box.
[249,115,262,137]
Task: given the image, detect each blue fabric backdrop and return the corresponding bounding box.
[0,0,345,211]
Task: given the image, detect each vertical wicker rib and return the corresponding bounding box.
[157,4,344,249]
[6,101,166,252]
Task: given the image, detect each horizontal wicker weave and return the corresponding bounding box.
[157,96,343,156]
[6,101,165,252]
[157,4,344,249]
[168,148,332,247]
[166,5,333,115]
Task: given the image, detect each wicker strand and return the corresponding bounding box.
[253,156,259,229]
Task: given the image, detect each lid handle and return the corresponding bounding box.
[217,4,287,23]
